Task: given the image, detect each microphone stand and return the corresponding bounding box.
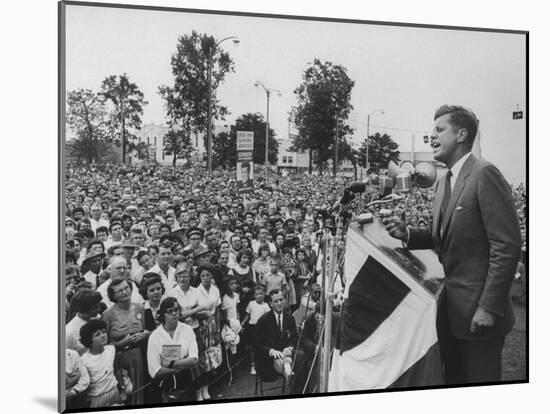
[319,214,343,393]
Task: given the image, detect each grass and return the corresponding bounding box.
[502,302,527,381]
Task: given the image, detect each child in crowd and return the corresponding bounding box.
[221,276,241,354]
[79,319,123,408]
[242,286,271,375]
[261,258,287,303]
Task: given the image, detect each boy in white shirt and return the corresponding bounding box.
[243,286,271,375]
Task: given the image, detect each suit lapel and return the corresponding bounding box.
[440,155,476,240]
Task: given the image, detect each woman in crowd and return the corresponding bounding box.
[134,250,155,286]
[240,236,252,252]
[294,248,313,308]
[147,297,199,402]
[281,248,298,312]
[167,264,208,330]
[139,273,166,404]
[139,273,165,331]
[252,244,271,285]
[79,319,121,408]
[194,266,222,401]
[274,232,286,257]
[103,279,148,405]
[230,249,256,320]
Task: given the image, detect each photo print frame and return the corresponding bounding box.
[59,1,528,412]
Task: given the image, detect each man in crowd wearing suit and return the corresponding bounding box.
[254,289,306,393]
[384,105,521,385]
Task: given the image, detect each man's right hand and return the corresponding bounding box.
[382,214,409,242]
[269,349,284,359]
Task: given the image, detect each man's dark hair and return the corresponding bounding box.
[72,207,84,217]
[269,288,282,298]
[159,223,171,233]
[434,105,479,147]
[95,226,108,236]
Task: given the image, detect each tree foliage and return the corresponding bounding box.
[159,31,235,157]
[163,129,194,167]
[66,88,108,164]
[358,132,401,171]
[100,73,147,164]
[292,59,355,174]
[212,112,279,168]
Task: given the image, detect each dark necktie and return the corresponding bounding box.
[439,170,453,238]
[277,313,282,333]
[440,170,453,220]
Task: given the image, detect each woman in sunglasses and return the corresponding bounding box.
[147,297,199,402]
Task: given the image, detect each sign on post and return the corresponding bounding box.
[513,111,523,120]
[236,131,254,194]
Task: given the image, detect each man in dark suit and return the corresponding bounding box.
[254,289,305,392]
[385,105,521,385]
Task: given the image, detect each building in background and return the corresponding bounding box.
[277,138,309,173]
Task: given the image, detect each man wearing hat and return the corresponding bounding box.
[66,290,103,355]
[81,250,106,289]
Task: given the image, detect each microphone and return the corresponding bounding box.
[378,176,393,197]
[395,173,411,193]
[348,181,367,194]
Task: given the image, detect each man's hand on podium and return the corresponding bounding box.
[382,212,409,242]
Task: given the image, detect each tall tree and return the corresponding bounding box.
[100,73,147,164]
[66,88,108,164]
[292,59,355,175]
[163,129,194,167]
[212,112,279,168]
[358,132,401,171]
[159,31,235,159]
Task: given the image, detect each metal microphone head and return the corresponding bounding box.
[395,173,411,193]
[378,176,393,197]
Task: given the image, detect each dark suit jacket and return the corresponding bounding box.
[254,310,298,381]
[408,155,521,341]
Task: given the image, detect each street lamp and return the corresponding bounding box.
[366,108,385,170]
[206,36,240,176]
[254,81,281,167]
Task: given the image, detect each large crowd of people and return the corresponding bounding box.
[63,163,527,409]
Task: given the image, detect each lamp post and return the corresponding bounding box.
[366,109,385,170]
[254,81,281,167]
[206,36,239,176]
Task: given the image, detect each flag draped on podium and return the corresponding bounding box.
[329,225,443,391]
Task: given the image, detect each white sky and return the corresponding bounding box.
[65,4,526,184]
